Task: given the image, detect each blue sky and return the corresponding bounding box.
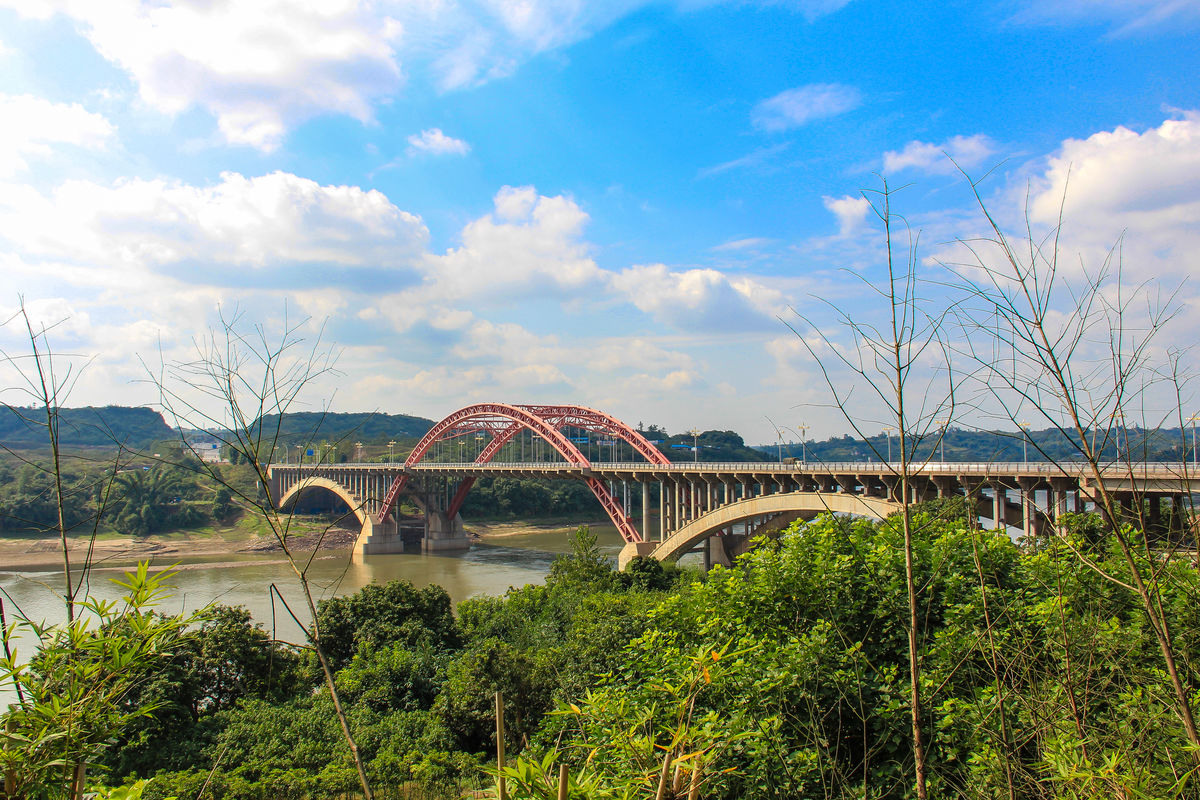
[1,0,1198,445]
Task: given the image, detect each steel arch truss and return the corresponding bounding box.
[377,403,668,542]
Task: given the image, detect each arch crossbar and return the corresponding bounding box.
[519,405,670,465]
[376,403,666,543]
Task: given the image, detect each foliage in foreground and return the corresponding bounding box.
[0,564,206,800]
[24,517,1198,800]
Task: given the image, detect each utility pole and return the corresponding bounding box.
[1190,416,1199,470]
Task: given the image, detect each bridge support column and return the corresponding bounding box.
[642,482,650,541]
[1018,478,1038,540]
[424,511,470,552]
[618,541,657,570]
[353,514,401,561]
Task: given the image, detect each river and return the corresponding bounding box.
[0,522,636,706]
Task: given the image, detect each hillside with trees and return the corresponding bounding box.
[0,405,175,449]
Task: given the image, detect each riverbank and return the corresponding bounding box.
[0,517,611,572]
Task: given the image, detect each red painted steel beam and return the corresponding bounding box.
[377,403,655,541]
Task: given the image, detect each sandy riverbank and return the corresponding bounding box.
[0,518,609,572]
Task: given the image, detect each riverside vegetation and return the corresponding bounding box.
[6,510,1198,799]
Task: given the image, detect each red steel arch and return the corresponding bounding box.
[376,403,667,543]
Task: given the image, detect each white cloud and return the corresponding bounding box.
[1023,112,1200,280]
[697,142,790,178]
[711,237,775,251]
[610,263,786,330]
[407,128,471,156]
[5,1,863,149]
[430,185,605,298]
[822,194,871,235]
[0,94,114,176]
[3,0,404,151]
[0,171,430,289]
[883,134,997,175]
[751,83,861,132]
[1011,0,1200,35]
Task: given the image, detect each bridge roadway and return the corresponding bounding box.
[267,460,1199,568]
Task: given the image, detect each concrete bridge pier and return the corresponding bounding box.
[354,515,401,561]
[423,510,470,553]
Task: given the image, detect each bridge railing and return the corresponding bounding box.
[266,461,1197,476]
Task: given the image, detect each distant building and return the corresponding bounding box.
[185,439,223,463]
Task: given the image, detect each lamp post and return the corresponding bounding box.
[765,416,783,463]
[798,423,809,462]
[1019,421,1030,464]
[355,441,363,462]
[882,426,895,463]
[688,428,700,463]
[388,439,396,463]
[296,444,303,465]
[935,419,949,463]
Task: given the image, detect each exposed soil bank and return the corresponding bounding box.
[0,518,608,572]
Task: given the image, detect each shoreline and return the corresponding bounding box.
[0,518,611,573]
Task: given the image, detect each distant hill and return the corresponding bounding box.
[0,405,175,450]
[643,427,770,463]
[755,425,1192,463]
[254,411,434,447]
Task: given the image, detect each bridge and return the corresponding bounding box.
[264,402,1200,569]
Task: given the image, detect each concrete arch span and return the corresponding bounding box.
[277,477,367,525]
[626,491,903,567]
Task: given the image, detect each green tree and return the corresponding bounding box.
[315,579,460,673]
[0,564,207,800]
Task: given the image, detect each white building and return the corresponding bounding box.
[185,439,223,463]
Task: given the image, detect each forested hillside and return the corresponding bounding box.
[757,425,1193,463]
[0,405,174,449]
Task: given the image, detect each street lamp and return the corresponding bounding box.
[355,441,363,462]
[765,416,784,463]
[388,439,396,463]
[935,419,949,463]
[798,423,809,462]
[881,426,895,463]
[1018,421,1030,464]
[688,428,700,463]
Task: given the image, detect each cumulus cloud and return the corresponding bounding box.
[0,94,114,175]
[407,128,471,156]
[430,185,605,298]
[1022,112,1200,280]
[822,194,871,235]
[4,1,864,148]
[883,134,997,175]
[0,171,430,290]
[751,83,861,131]
[610,263,786,330]
[3,1,406,151]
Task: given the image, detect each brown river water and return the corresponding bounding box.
[0,522,662,706]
